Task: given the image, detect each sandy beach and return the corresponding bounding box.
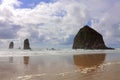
[0,51,120,80]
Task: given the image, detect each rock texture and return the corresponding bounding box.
[24,39,31,50]
[9,42,14,49]
[73,25,113,49]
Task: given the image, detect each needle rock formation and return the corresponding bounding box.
[24,39,31,50]
[9,42,14,49]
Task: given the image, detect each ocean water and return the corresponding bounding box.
[0,48,120,56]
[0,49,120,80]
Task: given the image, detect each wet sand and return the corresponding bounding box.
[0,53,120,80]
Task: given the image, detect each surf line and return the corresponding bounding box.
[17,73,46,80]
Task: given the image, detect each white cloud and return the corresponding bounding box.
[0,0,120,48]
[1,0,21,7]
[90,0,120,47]
[12,0,89,47]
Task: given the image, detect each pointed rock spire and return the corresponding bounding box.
[9,42,14,49]
[24,39,31,50]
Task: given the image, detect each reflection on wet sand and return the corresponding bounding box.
[73,54,106,68]
[9,57,13,63]
[0,53,120,80]
[23,56,29,65]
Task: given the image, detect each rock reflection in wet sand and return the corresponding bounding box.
[24,56,29,65]
[0,53,120,80]
[74,54,105,67]
[73,53,106,73]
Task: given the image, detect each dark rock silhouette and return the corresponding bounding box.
[24,39,31,50]
[9,42,14,49]
[73,25,113,49]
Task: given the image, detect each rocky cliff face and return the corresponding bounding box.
[73,25,113,49]
[24,39,31,50]
[9,42,14,49]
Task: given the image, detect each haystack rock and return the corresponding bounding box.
[24,39,31,50]
[9,42,14,49]
[73,25,113,49]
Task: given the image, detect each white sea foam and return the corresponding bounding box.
[0,48,119,57]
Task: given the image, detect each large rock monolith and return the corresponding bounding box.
[73,25,113,49]
[9,42,14,49]
[24,39,31,50]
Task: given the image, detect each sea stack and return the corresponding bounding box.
[73,25,113,49]
[24,39,31,50]
[9,42,14,49]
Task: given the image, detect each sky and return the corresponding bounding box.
[0,0,120,49]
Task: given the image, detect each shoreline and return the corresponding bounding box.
[0,51,120,80]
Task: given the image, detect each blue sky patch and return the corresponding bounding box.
[18,0,54,8]
[87,20,92,26]
[0,0,1,4]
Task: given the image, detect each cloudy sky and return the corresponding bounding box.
[0,0,120,49]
